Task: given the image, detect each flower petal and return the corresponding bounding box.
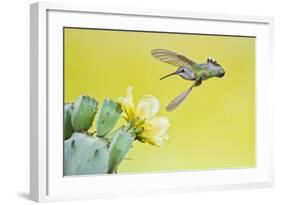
[136,95,160,119]
[143,117,170,138]
[118,86,134,121]
[139,116,170,146]
[141,136,163,147]
[118,87,133,108]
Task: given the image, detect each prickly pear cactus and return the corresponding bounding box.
[96,98,122,137]
[71,95,98,132]
[64,103,74,140]
[64,94,139,176]
[64,133,109,176]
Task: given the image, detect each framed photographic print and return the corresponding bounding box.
[30,2,274,202]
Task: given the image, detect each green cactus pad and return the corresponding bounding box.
[108,128,134,173]
[71,95,98,132]
[64,103,74,140]
[64,133,109,176]
[96,98,122,137]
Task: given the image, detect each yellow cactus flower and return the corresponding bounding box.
[118,87,170,146]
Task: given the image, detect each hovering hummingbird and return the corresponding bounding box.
[151,49,225,111]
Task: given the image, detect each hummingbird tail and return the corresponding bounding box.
[166,83,195,111]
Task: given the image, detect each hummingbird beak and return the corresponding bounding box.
[160,71,180,80]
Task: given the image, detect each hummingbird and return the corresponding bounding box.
[151,49,225,111]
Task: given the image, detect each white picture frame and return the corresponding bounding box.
[30,2,274,202]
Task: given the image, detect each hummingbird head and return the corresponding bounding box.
[207,57,225,78]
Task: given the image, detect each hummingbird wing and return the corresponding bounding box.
[151,49,196,67]
[166,82,196,111]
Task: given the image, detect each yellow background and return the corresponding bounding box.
[64,28,255,173]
